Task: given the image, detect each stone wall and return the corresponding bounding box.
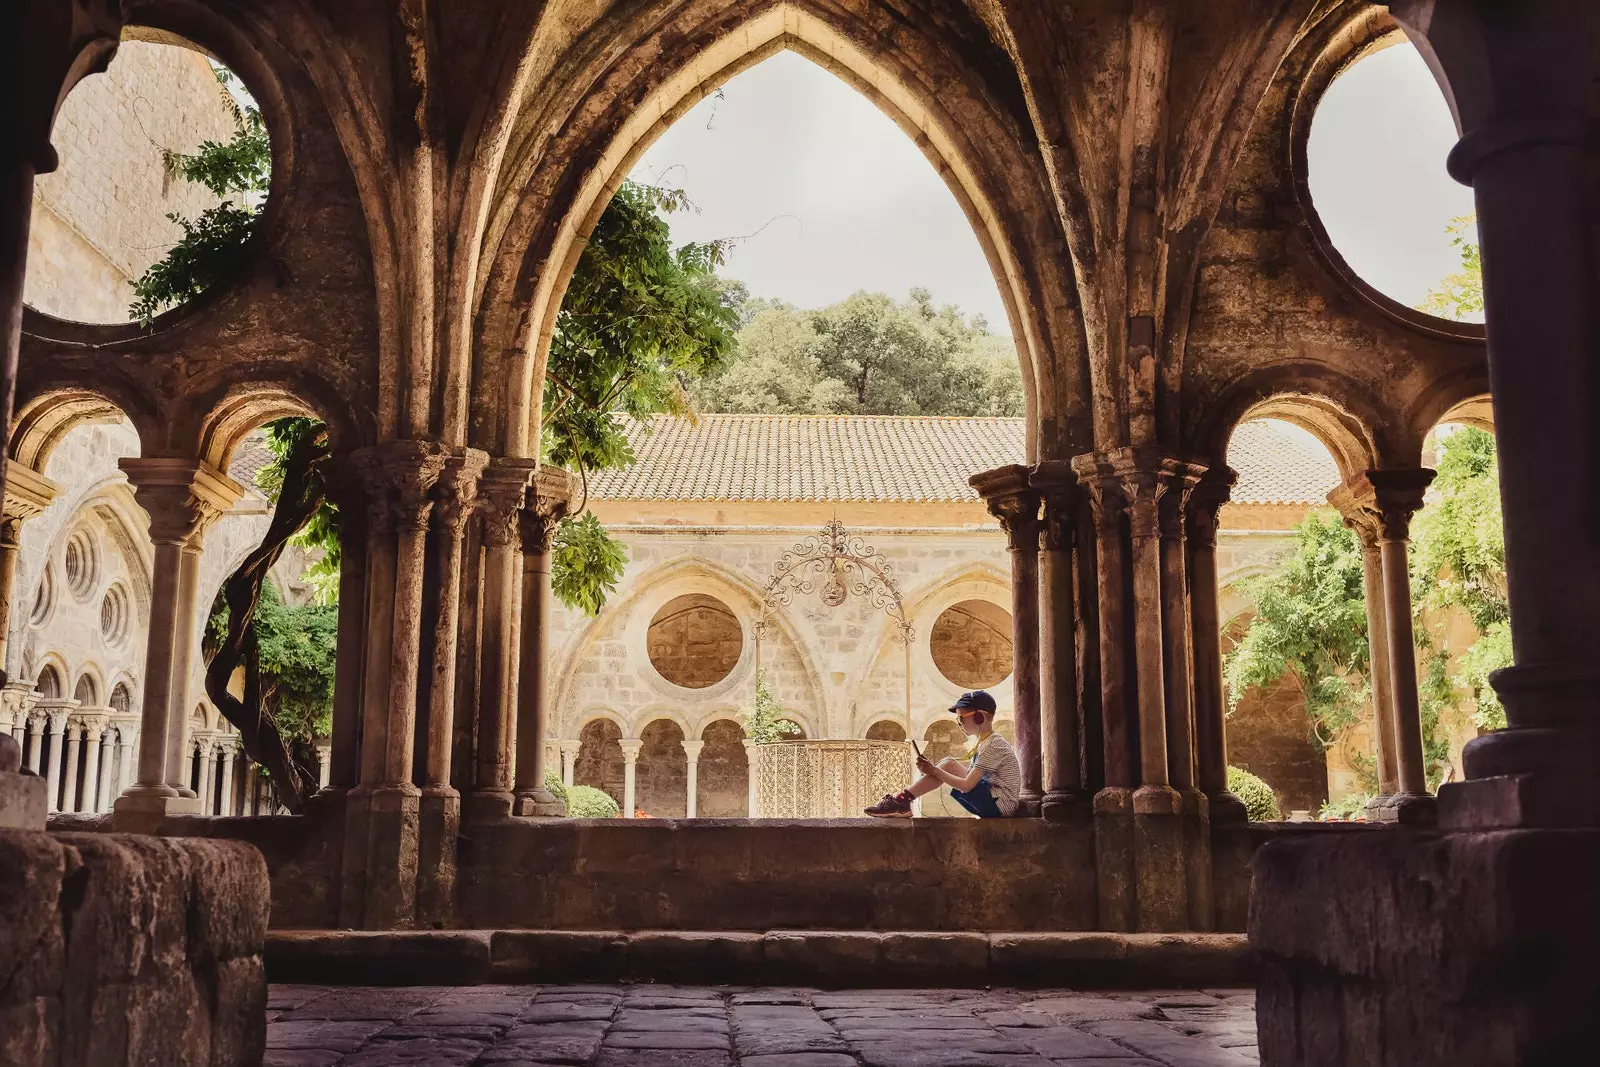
[26,40,241,323]
[0,829,267,1066]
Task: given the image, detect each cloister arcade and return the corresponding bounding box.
[6,0,1598,1059]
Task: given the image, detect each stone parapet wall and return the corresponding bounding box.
[0,830,268,1067]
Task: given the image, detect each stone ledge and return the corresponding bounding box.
[265,929,1253,989]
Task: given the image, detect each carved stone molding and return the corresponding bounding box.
[1328,468,1436,544]
[1029,460,1079,553]
[477,458,539,550]
[119,459,245,547]
[519,465,573,555]
[1186,466,1237,550]
[349,441,450,536]
[433,448,490,537]
[2,460,59,530]
[970,463,1040,552]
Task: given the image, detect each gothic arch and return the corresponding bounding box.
[472,0,1077,460]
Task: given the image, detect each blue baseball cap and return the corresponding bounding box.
[949,691,997,715]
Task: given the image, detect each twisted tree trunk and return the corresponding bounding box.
[204,424,330,813]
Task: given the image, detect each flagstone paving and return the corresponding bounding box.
[267,985,1258,1066]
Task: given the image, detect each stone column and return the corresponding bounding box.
[682,739,704,818]
[201,741,219,815]
[117,727,136,791]
[0,464,59,677]
[88,726,110,813]
[970,464,1043,815]
[742,739,760,817]
[218,746,235,817]
[341,441,444,931]
[416,449,485,927]
[560,740,580,788]
[620,740,642,817]
[324,470,368,796]
[42,707,67,812]
[465,460,537,822]
[60,719,81,813]
[1329,478,1401,803]
[1187,469,1246,824]
[1369,470,1435,820]
[316,744,331,789]
[23,710,42,773]
[1031,462,1086,820]
[513,468,572,816]
[114,460,241,823]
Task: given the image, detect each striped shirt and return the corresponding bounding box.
[970,733,1022,815]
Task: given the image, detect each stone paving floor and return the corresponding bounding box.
[266,983,1258,1067]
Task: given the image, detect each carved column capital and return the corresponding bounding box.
[1028,460,1079,553]
[2,461,59,535]
[349,441,449,535]
[520,465,573,555]
[1186,466,1237,550]
[1071,453,1130,534]
[1329,468,1436,544]
[432,448,489,536]
[120,459,244,547]
[970,464,1040,552]
[618,739,643,763]
[680,739,705,762]
[477,459,539,549]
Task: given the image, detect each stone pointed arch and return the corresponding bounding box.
[472,0,1079,460]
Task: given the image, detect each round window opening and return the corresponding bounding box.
[22,34,271,326]
[1305,39,1479,320]
[30,568,55,628]
[930,599,1013,690]
[63,530,99,600]
[101,583,132,646]
[647,594,742,689]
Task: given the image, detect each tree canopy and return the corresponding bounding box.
[1418,215,1484,322]
[693,289,1023,416]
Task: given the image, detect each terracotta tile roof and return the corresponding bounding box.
[589,415,1025,503]
[1228,419,1341,505]
[227,430,274,495]
[586,415,1339,506]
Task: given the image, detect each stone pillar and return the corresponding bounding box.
[89,726,110,813]
[465,460,537,822]
[0,463,59,676]
[970,465,1043,815]
[60,719,81,813]
[1187,469,1246,824]
[682,739,704,818]
[1030,462,1087,821]
[513,467,572,817]
[620,740,642,817]
[114,460,241,824]
[560,740,580,788]
[340,441,445,931]
[416,449,485,927]
[42,707,67,812]
[742,739,760,817]
[218,746,235,817]
[23,709,43,773]
[1329,477,1401,803]
[324,470,368,795]
[316,744,331,789]
[117,727,136,792]
[1372,470,1435,819]
[199,741,217,815]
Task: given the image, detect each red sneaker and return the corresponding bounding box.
[864,792,912,818]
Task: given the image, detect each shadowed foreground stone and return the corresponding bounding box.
[0,830,269,1067]
[266,928,1252,989]
[1251,828,1600,1066]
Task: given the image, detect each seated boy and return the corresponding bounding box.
[864,690,1021,818]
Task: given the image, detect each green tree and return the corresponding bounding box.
[206,582,338,744]
[694,289,1023,416]
[1223,511,1372,749]
[129,67,269,325]
[743,671,801,744]
[1418,215,1484,322]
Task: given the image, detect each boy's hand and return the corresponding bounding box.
[915,756,936,776]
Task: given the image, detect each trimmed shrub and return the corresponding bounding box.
[1227,765,1283,821]
[543,770,621,819]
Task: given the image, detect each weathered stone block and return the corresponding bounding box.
[0,770,46,830]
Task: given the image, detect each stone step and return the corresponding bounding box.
[266,928,1251,989]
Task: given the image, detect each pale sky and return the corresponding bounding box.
[632,44,1473,334]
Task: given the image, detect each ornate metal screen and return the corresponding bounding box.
[752,739,912,818]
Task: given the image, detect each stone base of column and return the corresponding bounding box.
[1093,787,1136,932]
[1133,784,1188,933]
[1039,789,1090,824]
[340,784,420,930]
[416,787,460,928]
[461,789,515,823]
[1179,788,1214,932]
[1365,791,1437,826]
[1205,789,1248,826]
[512,787,567,817]
[0,769,46,830]
[1252,824,1600,1067]
[1439,772,1600,830]
[112,788,199,831]
[1014,789,1043,818]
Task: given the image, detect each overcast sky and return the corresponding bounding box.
[631,44,1474,335]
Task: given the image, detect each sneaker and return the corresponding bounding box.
[864,792,912,818]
